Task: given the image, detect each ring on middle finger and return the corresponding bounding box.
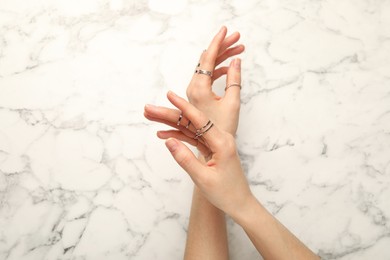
[195,69,213,77]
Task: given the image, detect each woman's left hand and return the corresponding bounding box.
[187,26,244,135]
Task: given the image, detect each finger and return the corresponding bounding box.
[189,27,233,92]
[224,58,242,102]
[167,91,224,150]
[144,112,196,139]
[215,44,245,67]
[144,104,196,132]
[189,50,213,94]
[218,31,241,55]
[157,130,210,156]
[212,66,228,81]
[165,138,209,183]
[157,128,210,150]
[200,26,228,71]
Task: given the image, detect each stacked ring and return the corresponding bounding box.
[194,120,214,139]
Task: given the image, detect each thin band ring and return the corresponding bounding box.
[195,123,214,139]
[197,120,211,132]
[225,83,242,91]
[194,121,214,139]
[177,113,183,126]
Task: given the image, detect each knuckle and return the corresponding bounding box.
[187,88,205,104]
[177,151,192,169]
[203,50,211,60]
[186,88,191,99]
[224,134,237,157]
[213,137,226,149]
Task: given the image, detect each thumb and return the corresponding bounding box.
[165,138,206,181]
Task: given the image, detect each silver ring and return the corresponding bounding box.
[195,69,213,77]
[195,123,214,139]
[194,120,214,139]
[225,83,242,91]
[186,120,191,129]
[197,120,211,132]
[177,113,183,126]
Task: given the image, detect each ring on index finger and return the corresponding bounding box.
[194,120,214,139]
[177,113,183,126]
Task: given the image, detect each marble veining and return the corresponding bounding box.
[0,0,390,259]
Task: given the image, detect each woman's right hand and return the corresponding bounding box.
[144,91,253,219]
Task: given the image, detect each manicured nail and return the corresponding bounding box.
[234,58,241,69]
[165,138,178,152]
[168,90,177,97]
[145,104,156,111]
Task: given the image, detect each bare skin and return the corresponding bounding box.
[144,27,319,260]
[147,27,243,259]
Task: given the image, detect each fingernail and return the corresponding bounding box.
[219,26,225,33]
[234,58,241,69]
[168,90,177,97]
[145,104,156,111]
[165,138,178,152]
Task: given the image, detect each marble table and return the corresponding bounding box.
[0,0,389,259]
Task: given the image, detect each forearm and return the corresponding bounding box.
[232,196,319,260]
[183,153,229,260]
[184,185,229,260]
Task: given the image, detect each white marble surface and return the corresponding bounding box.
[0,0,389,259]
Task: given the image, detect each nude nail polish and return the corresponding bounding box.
[234,58,241,69]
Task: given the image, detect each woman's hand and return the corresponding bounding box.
[144,91,253,219]
[187,26,244,135]
[145,26,243,158]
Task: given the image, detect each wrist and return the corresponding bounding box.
[230,194,266,227]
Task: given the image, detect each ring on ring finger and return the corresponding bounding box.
[225,83,242,91]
